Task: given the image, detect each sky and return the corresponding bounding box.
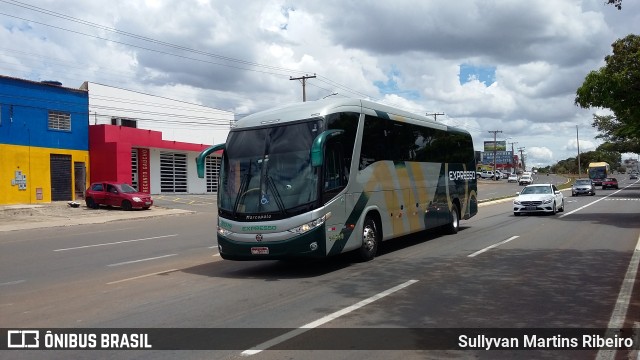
[1,0,639,168]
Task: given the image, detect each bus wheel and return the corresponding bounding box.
[444,204,459,234]
[357,217,379,262]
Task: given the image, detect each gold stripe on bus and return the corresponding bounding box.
[396,163,421,232]
[409,162,429,226]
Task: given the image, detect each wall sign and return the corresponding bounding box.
[138,148,150,194]
[11,170,27,190]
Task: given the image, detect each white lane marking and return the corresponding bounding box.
[107,254,177,267]
[468,236,520,258]
[240,279,419,356]
[107,269,180,285]
[596,235,640,360]
[0,280,25,286]
[560,185,630,218]
[53,234,178,251]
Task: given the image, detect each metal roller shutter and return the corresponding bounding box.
[206,156,220,193]
[50,154,72,201]
[160,151,187,193]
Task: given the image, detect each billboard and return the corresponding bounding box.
[484,141,507,152]
[482,151,514,165]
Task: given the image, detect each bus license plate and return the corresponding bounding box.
[251,247,269,255]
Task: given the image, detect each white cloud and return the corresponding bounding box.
[0,0,637,165]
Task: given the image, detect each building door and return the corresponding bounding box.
[50,154,72,201]
[160,151,187,193]
[74,162,86,199]
[206,156,221,193]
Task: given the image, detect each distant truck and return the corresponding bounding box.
[588,162,610,186]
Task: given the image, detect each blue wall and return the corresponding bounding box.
[0,76,89,150]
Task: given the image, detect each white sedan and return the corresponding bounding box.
[507,174,518,183]
[513,184,565,216]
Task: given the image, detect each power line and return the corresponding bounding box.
[0,2,381,101]
[0,0,309,75]
[290,74,316,102]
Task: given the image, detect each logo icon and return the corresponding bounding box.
[7,330,39,348]
[255,234,263,242]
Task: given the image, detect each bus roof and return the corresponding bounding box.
[233,98,466,134]
[588,162,609,168]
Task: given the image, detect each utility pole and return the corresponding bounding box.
[290,74,316,102]
[576,125,581,176]
[509,141,518,173]
[518,147,526,171]
[425,112,445,122]
[488,130,502,180]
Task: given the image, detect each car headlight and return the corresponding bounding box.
[513,200,521,205]
[542,198,553,204]
[288,212,332,235]
[132,196,142,202]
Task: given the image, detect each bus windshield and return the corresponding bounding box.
[219,119,321,219]
[588,167,607,180]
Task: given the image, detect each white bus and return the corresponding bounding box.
[197,99,478,261]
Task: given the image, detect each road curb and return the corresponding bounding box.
[0,208,194,233]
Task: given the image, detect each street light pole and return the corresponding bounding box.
[576,125,582,176]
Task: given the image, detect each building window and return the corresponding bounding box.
[48,111,71,130]
[111,117,138,128]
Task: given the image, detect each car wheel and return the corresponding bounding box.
[559,199,565,212]
[86,197,97,209]
[356,216,379,262]
[551,202,557,215]
[444,203,460,235]
[121,200,133,211]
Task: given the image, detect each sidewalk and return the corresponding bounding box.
[0,202,193,233]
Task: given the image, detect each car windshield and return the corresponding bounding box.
[575,180,591,185]
[521,186,551,195]
[118,184,138,193]
[219,119,321,218]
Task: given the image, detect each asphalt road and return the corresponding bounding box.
[476,173,570,201]
[1,178,639,359]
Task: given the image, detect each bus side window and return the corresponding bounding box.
[323,141,345,203]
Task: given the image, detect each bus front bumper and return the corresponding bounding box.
[216,225,327,260]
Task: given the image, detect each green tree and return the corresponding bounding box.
[575,34,640,154]
[579,150,621,169]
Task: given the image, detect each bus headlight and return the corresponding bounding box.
[288,212,331,235]
[218,226,232,237]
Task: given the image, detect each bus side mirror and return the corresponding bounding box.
[196,143,225,178]
[310,129,344,167]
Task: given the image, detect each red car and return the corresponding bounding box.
[85,182,153,210]
[601,177,619,189]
